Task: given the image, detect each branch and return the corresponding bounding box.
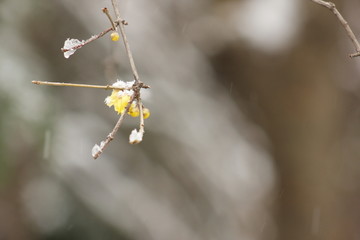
[31,80,150,90]
[46,1,149,159]
[111,0,140,82]
[138,98,145,137]
[102,7,117,31]
[92,94,135,159]
[61,25,116,53]
[311,0,360,58]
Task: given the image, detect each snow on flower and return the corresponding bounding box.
[129,129,143,144]
[63,38,84,58]
[105,80,135,114]
[105,80,151,118]
[105,89,132,114]
[112,80,135,89]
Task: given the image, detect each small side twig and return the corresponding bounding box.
[61,26,116,53]
[311,0,360,58]
[102,7,117,31]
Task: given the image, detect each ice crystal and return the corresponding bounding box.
[91,144,101,157]
[63,38,84,58]
[129,129,143,144]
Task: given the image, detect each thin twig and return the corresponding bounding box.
[138,99,145,136]
[92,95,135,159]
[311,0,360,58]
[61,25,116,53]
[32,80,150,90]
[102,7,117,31]
[111,0,140,82]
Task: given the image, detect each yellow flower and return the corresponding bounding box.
[105,83,150,119]
[127,104,151,119]
[105,90,131,114]
[128,103,140,117]
[110,32,120,41]
[143,108,150,119]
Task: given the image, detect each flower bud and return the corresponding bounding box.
[110,32,120,41]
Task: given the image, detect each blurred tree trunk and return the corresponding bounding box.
[211,1,354,239]
[0,147,38,240]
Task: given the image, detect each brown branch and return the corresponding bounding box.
[311,0,360,58]
[61,25,116,53]
[92,94,135,159]
[138,99,145,136]
[102,7,117,31]
[31,80,150,90]
[111,0,140,82]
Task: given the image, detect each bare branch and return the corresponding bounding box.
[138,99,145,136]
[111,0,140,82]
[61,25,116,53]
[32,81,150,90]
[102,7,117,31]
[92,94,135,159]
[311,0,360,58]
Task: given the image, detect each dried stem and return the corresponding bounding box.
[111,0,140,82]
[61,25,116,53]
[32,80,149,90]
[92,95,135,159]
[311,0,360,58]
[138,99,145,135]
[102,7,117,31]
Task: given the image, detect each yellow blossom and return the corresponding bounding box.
[128,104,151,119]
[110,32,120,41]
[143,108,150,119]
[105,90,131,114]
[105,86,150,119]
[128,103,140,117]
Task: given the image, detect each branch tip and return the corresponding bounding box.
[102,7,117,31]
[102,7,108,13]
[311,0,360,57]
[350,52,360,58]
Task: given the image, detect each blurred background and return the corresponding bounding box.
[1,0,360,239]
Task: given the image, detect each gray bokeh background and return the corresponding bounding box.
[1,0,360,239]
